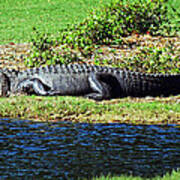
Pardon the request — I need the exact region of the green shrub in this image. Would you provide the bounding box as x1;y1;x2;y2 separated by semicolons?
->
116;44;180;74
25;28;82;67
58;0;176;54
26;0;178;68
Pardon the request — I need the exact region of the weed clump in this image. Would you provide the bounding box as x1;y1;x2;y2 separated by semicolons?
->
57;0;177;54
116;44;180;74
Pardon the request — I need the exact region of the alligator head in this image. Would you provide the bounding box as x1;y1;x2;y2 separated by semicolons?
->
0;72;10;97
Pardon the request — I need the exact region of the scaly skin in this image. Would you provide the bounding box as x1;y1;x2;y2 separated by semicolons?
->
0;64;180;100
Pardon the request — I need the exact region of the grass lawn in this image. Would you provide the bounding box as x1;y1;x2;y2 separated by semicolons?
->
0;95;179;124
0;0;111;44
0;0;179;44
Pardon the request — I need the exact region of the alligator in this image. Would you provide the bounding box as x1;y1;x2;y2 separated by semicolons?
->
0;64;180;100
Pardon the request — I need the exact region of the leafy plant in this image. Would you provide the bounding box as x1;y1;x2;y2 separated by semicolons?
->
25;28;82;67
25;28;59;67
58;0;177;55
116;43;180;74
26;0;179;68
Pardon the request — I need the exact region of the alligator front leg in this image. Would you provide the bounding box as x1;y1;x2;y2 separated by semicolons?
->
85;73;113;100
16;78;51;95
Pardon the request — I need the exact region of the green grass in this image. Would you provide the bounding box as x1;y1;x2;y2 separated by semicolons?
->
0;0;111;44
92;170;180;180
0;0;179;44
0;95;179;124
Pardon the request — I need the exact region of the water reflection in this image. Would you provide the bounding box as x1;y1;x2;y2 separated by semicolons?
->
0;118;179;179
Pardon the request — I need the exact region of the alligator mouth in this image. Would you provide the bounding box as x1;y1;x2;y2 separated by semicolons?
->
0;72;10;97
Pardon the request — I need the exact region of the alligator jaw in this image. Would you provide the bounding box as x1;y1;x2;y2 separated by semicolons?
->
0;72;10;97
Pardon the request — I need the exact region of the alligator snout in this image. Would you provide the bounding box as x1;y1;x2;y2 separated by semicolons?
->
0;72;10;97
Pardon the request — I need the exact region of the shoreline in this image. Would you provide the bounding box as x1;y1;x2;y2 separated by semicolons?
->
0;95;179;125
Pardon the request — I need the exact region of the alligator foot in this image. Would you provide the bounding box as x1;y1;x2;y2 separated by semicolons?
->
84;73;113;100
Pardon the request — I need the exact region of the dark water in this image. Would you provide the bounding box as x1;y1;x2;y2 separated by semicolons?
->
0;118;180;179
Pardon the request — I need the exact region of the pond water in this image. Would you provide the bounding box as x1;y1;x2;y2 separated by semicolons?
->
0;118;179;179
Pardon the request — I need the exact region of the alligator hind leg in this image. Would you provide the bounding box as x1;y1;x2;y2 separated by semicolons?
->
17;78;51;95
85;73;112;100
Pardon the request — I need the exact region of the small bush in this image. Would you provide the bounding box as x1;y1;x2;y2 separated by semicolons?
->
58;0;176;54
26;0;179;69
116;43;180;74
25;28;82;67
